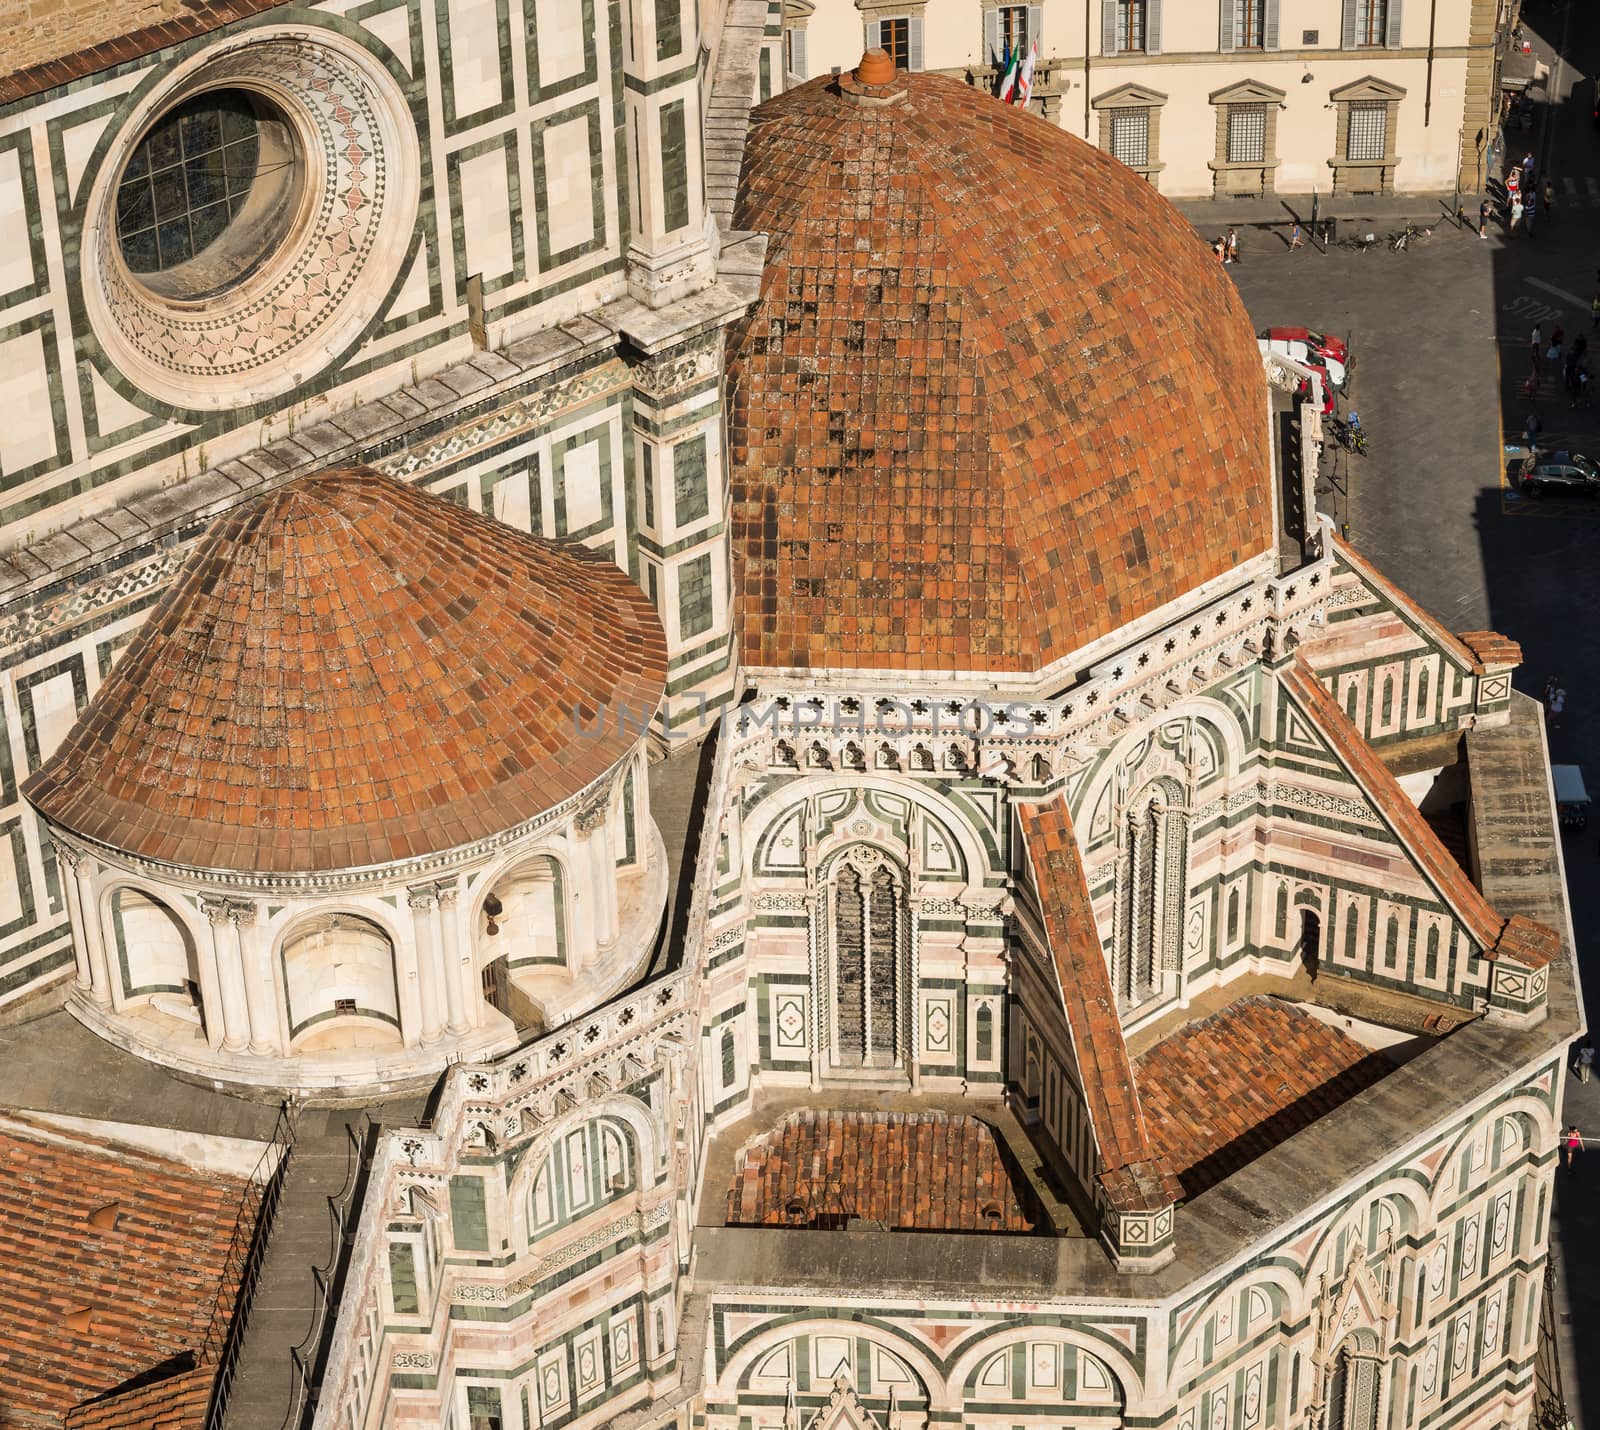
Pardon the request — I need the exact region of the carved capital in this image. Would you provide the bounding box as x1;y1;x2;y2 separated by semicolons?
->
51;840;86;874
201;895;233;928
225;899;256;928
574;794;609;835
434;881;460;909
407;884;437;912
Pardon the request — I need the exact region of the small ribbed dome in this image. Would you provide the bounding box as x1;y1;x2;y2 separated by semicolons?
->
24;469;666;873
728;67;1275;675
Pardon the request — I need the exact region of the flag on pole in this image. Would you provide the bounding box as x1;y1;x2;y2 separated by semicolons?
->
1015;42;1036;105
996;44;1020;102
992;40;1012;99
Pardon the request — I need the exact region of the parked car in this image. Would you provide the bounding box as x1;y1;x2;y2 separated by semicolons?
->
1554;765;1590;831
1514;448;1600;497
1260;327;1351;390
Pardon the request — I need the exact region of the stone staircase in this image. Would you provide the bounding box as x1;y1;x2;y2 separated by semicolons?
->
221;1106;392;1430
703;0;775;231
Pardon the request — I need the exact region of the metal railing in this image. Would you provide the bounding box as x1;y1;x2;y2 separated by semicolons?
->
280;1113;375;1430
202;1101;298;1430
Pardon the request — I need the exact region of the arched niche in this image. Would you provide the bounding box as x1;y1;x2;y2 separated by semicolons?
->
480;852;568;969
107;887;203;1023
279;912;402;1052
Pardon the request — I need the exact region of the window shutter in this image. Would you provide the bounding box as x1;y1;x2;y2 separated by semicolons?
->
1341;0;1357;48
984;6;1001;64
1147;0;1162;54
864;17;880;51
1101;0;1118;56
1219;0;1235;51
792;27;807;78
1027;3;1042;54
909;15;924;69
1264;0;1280;49
1385;0;1403;48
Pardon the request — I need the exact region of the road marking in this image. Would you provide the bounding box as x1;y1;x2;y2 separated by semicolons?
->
1528;277;1589;312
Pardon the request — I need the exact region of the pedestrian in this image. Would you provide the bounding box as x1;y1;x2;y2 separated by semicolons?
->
1574;1038;1595;1084
1523;151;1536;184
1531;322;1542;360
1549;686;1567;725
1526;193;1538;237
1225;227;1240;264
1565;1125;1582;1169
1289;220;1304;251
1544;178;1555;223
1524;410;1542;447
1479;198;1491;237
1591;291;1600;329
1542;675;1559;708
1550;326;1564;364
1511;196;1524;233
1213;236;1226;263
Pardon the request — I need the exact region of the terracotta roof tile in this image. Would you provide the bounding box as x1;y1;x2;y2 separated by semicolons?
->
1134;996;1388;1199
0;0;291;106
1016;799;1179;1212
1279;658;1505;949
23;469;666;874
63;1365;213;1430
1494;914;1561;970
0;1114;256;1428
727;71;1273;676
724;1110;1037;1231
1457;630;1525;673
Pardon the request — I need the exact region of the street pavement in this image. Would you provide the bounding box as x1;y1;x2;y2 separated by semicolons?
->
1218;1;1599;1415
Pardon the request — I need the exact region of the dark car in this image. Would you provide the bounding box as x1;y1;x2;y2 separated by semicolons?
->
1516;449;1600;497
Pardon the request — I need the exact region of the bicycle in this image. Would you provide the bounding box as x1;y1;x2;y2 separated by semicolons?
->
1327;414;1369;457
1340;232;1378;254
1391;223;1432;251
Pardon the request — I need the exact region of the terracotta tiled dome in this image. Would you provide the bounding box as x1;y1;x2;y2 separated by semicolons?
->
24;470;667;873
728;63;1275;675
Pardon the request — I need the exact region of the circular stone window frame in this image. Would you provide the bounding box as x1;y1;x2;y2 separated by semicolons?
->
81;28;420;412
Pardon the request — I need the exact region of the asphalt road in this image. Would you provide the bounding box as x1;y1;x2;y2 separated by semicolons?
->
1224;1;1599;1414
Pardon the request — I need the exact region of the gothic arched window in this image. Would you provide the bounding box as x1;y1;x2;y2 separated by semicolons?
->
827;850;906;1069
1327;1337;1382;1430
1114;781;1188;1006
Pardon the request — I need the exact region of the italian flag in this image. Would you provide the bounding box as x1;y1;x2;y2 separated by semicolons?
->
995;44;1019;102
1015;42;1036;104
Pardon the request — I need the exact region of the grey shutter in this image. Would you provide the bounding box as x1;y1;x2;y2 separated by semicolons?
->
984;6;1001;64
791;27;807;78
1101;0;1118;55
1219;0;1235;51
909;15;924;69
1384;0;1403;48
1264;0;1280;49
1147;0;1162;54
1027;3;1042;54
865;17;881;50
1341;0;1357;48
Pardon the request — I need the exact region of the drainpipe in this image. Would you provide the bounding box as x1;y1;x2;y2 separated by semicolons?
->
1084;0;1092;138
1425;0;1438;125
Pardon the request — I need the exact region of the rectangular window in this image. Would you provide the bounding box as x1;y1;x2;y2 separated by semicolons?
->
1110;109;1150;168
785;27;807;79
1226;104;1266;164
1117;0;1146;52
880;16;911;69
999;4;1029;53
1234;0;1265;47
1355;0;1388;45
1346;101;1387;160
467;1385;504;1430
